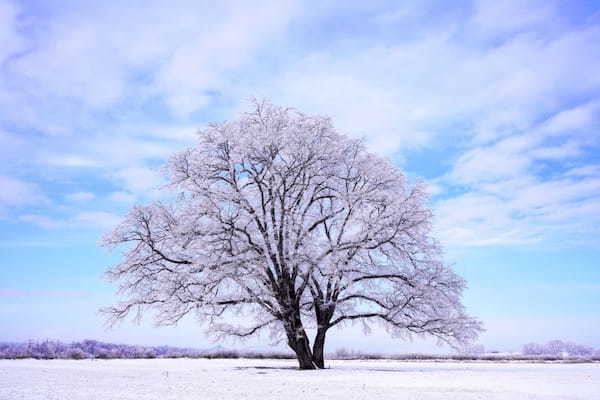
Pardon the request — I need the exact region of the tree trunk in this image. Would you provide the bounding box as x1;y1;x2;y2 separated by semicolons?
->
293;337;316;370
287;331;316;369
312;328;327;369
285;314;317;370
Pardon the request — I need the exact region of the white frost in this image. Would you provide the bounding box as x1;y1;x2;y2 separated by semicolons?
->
1;358;598;400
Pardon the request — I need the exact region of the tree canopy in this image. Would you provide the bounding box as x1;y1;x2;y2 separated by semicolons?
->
102;101;481;369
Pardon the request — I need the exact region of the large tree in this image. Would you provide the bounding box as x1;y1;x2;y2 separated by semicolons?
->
102;101;481;369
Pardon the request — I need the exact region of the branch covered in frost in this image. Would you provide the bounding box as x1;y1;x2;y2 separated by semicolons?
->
101;100;482;364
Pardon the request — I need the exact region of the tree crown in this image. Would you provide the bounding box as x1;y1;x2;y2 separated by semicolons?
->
102;101;481;367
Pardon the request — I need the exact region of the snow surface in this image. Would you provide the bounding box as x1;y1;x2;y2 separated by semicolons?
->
1;358;598;399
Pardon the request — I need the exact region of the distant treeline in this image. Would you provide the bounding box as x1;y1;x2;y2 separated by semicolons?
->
0;340;298;360
0;340;206;359
331;341;600;362
521;340;598;358
0;339;598;361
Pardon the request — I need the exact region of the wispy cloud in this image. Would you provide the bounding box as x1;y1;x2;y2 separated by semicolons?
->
0;0;598;250
0;175;48;214
65;192;95;203
435;100;600;247
0;288;91;299
19;211;122;231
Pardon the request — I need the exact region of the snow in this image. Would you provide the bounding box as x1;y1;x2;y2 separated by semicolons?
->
1;358;598;399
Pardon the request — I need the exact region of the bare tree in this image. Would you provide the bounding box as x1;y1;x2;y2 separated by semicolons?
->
101;101;482;369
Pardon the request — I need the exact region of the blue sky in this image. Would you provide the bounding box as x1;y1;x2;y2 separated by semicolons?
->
1;0;599;353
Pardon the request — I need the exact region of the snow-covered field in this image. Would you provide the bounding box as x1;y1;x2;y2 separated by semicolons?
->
1;358;598;400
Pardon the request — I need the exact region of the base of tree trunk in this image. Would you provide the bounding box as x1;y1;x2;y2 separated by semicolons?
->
312;329;327;369
294;345;317;370
289;333;318;370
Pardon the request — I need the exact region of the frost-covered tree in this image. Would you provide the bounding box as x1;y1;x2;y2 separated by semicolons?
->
102;101;482;369
522;340;595;358
522;342;545;356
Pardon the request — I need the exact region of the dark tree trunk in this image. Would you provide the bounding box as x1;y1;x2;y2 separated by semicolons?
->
285;313;316;370
289;334;316;370
312;328;327;369
311;300;332;369
286;328;316;369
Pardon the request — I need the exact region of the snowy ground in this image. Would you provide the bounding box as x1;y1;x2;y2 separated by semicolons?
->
1;358;598;400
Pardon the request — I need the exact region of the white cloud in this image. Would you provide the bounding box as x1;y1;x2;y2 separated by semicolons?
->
72;211;121;230
425;181;444;197
450;147;530;185
527;140;582;160
448;131;587;187
141;124;199;141
151;1;298;116
42;155;98;168
566;165;600;177
114;166;162;195
0;175;47;209
542;101;600;136
1;0;599;251
19;214;63;229
37;133;191;172
509;177;600;210
19;211;121;230
108;191;136;204
434;193;543;246
252;11;600;156
0;0;300;136
65;192;95;203
436;102;600;247
470;0;559;39
89;137;175;164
